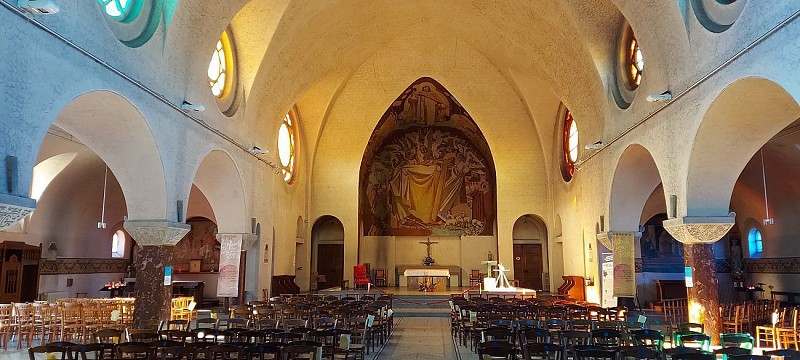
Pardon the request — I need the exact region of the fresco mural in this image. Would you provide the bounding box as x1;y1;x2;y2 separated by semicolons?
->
360;77;495;236
640;213;684;273
173;217;220;272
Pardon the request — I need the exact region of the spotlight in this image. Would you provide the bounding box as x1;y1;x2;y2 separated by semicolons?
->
249;146;268;155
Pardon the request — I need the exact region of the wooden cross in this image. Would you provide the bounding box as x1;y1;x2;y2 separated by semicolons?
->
419;238;439;257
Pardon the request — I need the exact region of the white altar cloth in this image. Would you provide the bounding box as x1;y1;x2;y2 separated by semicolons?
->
403;269;451;277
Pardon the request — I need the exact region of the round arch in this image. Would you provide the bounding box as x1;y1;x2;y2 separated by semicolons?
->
609;144;664;232
310;215;345;291
190;149;247;234
686;77;800;217
512;214;549;291
47;90;167;220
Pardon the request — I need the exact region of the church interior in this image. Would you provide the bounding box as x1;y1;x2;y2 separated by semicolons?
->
3;0;800;358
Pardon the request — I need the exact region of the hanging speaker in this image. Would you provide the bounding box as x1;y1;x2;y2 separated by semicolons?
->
5;155;17;194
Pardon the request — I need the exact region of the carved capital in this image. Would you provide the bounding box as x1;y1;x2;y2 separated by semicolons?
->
595;231;641;250
0;194;36;231
663;216;735;244
124;220;190;246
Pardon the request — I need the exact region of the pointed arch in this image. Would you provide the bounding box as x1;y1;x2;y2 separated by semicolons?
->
358;77;496;237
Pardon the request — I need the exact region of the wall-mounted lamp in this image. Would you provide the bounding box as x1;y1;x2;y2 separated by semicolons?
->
646;91;672;103
249;146;268;155
584;141;603;151
180;101;205;112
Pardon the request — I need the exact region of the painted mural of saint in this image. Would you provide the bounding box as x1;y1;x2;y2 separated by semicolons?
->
400;82;451;125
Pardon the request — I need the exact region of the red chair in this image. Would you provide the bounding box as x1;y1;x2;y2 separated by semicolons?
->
354;264;370;289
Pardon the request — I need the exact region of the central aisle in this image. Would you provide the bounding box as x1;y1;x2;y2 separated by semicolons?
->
375;317;461;360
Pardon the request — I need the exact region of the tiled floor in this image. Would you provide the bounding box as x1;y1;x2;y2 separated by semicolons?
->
374;317;464;360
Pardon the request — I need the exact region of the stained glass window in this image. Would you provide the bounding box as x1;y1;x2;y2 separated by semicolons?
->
111;230;125;258
562;110;578;181
98;0;137;22
748;228;763;256
278;112;296;183
209;31;233;99
628;33;644;89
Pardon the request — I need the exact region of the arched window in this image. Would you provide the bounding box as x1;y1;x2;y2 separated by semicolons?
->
278;112;297;183
627;32;644;89
98;0;138;22
561;110;578;182
208;31;234;99
111;230;126;258
748;228;763;257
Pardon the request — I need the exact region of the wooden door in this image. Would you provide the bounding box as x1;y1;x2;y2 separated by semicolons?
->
513;244;543;290
316;244;344;290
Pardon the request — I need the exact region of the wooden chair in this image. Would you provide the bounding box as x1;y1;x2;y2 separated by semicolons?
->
205;344;244;360
470;270;482;288
60;303;84;343
373;268;387;287
630;329;664;351
29;345;69;360
116;342;155;359
0;303;16;350
246;343;283;360
158;345;194;360
575;348;616;360
16;302;37;349
68;343;115;360
521;342;562;360
283;345;321;360
94;328;123;344
778;307;800;350
756;307;783;348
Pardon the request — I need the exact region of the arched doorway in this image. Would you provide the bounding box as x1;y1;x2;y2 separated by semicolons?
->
512;215;547;291
312;216;344;290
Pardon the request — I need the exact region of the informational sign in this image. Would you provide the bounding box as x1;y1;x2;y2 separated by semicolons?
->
164;265;172;286
216;234;243;297
612;232;636;297
601;253;617;308
685;266;694;288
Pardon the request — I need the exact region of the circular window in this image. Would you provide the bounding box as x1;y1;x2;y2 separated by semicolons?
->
627;33;644;90
98;0;138;22
692;0;746;33
278;112;297;183
561;110;578;182
209;31;233;99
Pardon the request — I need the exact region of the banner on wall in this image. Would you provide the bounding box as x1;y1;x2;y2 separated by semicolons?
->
601;253;617;308
612;232;636;297
216;234;243;297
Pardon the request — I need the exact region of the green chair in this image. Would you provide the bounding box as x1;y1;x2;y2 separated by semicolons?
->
679;333;711;352
720;333;754;350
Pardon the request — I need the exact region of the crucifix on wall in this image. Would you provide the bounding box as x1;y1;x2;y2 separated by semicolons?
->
420;238;438;266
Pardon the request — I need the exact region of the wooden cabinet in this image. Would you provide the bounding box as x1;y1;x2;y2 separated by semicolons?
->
0;241;41;303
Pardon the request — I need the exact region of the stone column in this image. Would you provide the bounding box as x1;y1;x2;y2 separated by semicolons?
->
124;220;190;327
0;194;35;230
663;216;734;345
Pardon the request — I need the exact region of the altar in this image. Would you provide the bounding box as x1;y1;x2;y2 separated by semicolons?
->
403;268;450;292
396;265;460;290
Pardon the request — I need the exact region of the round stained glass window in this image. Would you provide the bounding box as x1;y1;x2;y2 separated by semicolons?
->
209;31;233;99
98;0;137;22
628;34;644;89
277;113;296;183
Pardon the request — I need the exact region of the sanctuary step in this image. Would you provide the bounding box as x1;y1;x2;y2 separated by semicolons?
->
392;294;452;318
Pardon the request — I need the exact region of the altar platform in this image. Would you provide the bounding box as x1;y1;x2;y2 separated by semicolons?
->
317;285;541;299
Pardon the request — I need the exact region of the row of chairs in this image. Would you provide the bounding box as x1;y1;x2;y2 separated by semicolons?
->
0;299;135;350
29;340;343;360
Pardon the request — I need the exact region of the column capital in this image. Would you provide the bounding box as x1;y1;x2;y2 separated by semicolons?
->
596;231;641;250
663;216;735;244
0;194;36;231
124;220;190;246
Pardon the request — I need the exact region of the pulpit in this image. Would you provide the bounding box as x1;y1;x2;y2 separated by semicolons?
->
0;241;41;303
